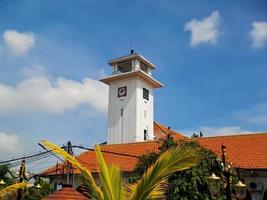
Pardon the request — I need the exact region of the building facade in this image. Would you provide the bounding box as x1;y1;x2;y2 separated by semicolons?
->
100;52;163;144
42;53;267;200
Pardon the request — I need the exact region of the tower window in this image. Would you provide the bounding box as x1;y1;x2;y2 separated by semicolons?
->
144;111;146;118
140;61;149;74
144;130;147;141
120;109;123;116
117;61;132;73
143;88;149;100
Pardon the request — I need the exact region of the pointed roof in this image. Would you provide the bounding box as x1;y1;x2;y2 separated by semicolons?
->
43;185;87;200
154;121;186;140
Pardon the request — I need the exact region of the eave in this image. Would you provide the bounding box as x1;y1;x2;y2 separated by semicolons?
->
99;70;164;88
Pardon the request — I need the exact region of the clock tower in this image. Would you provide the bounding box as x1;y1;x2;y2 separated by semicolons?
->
100;51;163;144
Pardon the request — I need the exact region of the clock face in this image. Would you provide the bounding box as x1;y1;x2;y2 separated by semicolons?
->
118;86;127;97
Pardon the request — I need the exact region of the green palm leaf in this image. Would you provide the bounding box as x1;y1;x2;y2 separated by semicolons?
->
0;182;28;199
41;141;124;200
128;144;201;200
41;140;201;200
95;145;124;200
41;140;103;200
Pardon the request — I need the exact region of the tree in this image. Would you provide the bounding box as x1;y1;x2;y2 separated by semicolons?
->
41;140;202;200
0;164;52;200
134;135;238;200
22;179;52;200
0;165;15;186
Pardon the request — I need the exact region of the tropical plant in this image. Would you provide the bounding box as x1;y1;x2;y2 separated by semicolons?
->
0;165;15;186
133;135;238;200
23;179;52;200
41;140;202;200
0;182;28;200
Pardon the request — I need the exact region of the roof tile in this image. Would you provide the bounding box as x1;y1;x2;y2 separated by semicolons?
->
42;130;267;176
43;186;87;200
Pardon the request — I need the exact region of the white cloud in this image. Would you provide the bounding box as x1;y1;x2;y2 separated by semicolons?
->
185;11;222;47
0;132;19;153
3;30;35;55
0;75;108;114
198;126;251;136
250;21;267;49
182;126;252;137
20;63;50;79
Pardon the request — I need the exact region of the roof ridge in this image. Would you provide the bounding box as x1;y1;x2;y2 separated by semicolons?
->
154;121;169;135
198;132;267;139
100;140;159;147
154;121;186;138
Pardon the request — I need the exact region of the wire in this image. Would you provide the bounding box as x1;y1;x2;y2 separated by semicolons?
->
0;150;51;164
72;145;139;158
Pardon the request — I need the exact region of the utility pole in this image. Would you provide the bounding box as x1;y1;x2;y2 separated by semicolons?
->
222;144;232;200
66;141;73;185
17;159;26;200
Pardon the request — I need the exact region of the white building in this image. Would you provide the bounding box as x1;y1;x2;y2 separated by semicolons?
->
42;52;267;200
100;51;163;144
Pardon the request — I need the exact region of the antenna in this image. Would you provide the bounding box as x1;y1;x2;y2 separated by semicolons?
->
130;39;134;54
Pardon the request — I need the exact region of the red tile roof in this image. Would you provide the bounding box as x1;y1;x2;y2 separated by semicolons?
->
154;122;186;140
42;185;87;200
42;123;184;175
42;131;267;176
197;133;267;169
42;141;160;175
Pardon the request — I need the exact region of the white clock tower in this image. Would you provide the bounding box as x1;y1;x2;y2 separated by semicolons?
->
100;51;163;144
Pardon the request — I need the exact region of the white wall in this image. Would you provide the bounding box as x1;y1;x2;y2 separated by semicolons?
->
244;176;267;200
136;78;154;142
107;76;154;144
240;170;267;200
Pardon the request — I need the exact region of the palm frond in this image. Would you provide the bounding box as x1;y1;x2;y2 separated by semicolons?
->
0;182;28;199
41;140;103;200
128;144;202;200
95;145;124;200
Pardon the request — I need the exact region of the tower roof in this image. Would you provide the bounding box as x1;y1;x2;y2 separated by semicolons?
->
100;70;164;88
107;53;156;69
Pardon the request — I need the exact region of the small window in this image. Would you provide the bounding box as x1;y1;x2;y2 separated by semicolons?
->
143;88;149;100
144;130;147;141
144;111;146;118
120;109;123;116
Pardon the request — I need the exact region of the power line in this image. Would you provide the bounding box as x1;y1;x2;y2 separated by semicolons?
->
0;142;140;171
72;145;139;158
0;150;51;164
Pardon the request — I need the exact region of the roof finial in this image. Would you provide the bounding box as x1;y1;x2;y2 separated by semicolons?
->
130;39;134;54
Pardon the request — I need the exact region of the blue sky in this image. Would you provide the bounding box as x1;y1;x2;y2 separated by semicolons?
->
0;0;267;161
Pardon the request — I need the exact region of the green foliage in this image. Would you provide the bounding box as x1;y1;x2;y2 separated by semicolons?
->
160;134;177;151
166;142;220;200
134;135;238;200
0;164;52;200
23;179;52;200
0;165;15;185
128;143;201;200
41;140;201;200
134;152;159;175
